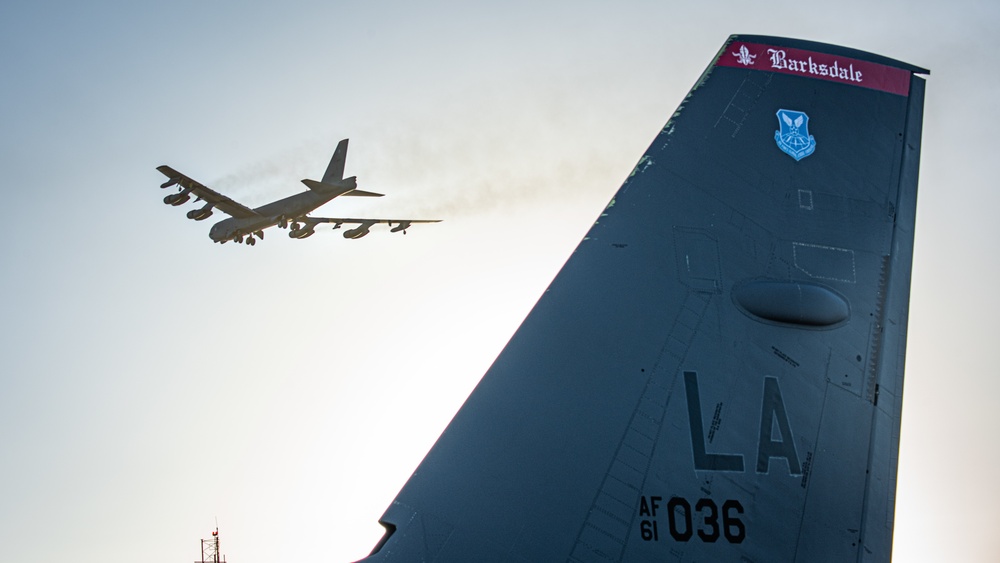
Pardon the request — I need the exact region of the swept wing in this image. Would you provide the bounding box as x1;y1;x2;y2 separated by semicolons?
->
305;216;441;238
156;165;259;219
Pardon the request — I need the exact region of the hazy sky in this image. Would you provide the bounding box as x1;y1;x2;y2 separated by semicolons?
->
1;1;998;561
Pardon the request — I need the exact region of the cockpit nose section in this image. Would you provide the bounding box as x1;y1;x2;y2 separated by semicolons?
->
209;222;229;241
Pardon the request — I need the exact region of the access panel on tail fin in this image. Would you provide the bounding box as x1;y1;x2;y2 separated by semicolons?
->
358;35;927;562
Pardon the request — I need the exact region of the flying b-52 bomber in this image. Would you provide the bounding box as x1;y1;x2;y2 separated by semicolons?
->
156;139;439;245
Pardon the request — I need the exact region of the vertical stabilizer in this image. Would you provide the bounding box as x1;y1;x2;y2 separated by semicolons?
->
322;138;349;183
359;36;927;562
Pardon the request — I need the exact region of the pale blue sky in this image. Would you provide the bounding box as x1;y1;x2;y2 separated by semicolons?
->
1;1;998;561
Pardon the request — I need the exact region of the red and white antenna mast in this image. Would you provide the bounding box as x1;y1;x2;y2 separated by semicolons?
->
195;525;226;563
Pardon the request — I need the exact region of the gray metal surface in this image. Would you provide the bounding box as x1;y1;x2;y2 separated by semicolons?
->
360;35;926;562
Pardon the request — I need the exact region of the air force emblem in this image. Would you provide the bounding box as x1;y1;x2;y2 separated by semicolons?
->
774;109;816;161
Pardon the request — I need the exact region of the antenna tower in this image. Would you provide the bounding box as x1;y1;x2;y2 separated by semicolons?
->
195;527;226;563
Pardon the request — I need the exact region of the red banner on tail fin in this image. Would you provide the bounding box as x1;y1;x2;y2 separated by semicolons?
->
718;41;911;96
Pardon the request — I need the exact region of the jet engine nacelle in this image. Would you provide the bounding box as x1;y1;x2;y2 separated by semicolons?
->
186;207;214;221
160;178;179;189
289;227;315;239
343;225;371;239
390;221;411;233
164;192;191;206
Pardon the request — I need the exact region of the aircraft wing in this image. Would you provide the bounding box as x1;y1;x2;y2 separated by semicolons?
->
156;165;259;219
358;35;927;562
306;217;441;225
305;216;441;237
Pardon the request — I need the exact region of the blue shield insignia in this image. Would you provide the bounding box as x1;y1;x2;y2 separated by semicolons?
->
774;109;816;161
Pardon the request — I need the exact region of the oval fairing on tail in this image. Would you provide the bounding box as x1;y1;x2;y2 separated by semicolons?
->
732;279;850;327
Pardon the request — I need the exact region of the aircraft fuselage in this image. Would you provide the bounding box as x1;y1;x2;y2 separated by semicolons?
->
208;178;357;242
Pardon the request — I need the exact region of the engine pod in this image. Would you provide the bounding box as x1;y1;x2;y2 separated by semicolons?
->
732;279;850;328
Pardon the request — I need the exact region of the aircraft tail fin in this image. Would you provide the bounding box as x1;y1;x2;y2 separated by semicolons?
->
322;138;349;183
356;35;927;563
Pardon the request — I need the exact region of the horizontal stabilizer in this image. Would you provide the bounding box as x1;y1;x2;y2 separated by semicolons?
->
343;189;384;198
300;178;383;197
